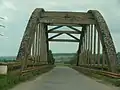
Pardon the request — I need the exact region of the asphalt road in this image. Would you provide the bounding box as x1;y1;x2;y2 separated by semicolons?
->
10;66;119;90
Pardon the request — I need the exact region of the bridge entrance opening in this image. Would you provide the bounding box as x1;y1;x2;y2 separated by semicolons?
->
48;26;80;64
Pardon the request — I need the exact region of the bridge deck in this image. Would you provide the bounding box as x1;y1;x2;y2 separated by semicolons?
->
10;66;118;90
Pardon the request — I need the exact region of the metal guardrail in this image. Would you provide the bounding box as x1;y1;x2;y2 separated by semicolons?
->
73;66;120;79
21;65;48;73
101;71;120;78
0;62;52;75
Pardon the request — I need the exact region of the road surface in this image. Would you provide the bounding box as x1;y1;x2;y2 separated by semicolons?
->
10;66;119;90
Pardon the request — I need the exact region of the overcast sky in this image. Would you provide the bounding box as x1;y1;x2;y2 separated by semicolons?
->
0;0;120;56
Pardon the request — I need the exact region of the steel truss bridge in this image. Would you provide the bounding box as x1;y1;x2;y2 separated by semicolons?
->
16;8;117;75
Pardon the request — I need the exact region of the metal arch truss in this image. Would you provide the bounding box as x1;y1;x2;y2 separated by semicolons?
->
16;8;117;72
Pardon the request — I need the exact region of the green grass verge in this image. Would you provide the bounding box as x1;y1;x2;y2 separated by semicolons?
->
0;65;55;90
71;66;120;87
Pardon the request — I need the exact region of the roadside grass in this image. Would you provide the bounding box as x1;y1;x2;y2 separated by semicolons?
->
71;66;120;87
0;65;55;90
0;73;22;90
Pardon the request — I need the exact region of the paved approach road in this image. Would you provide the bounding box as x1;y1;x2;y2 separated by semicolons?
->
11;66;119;90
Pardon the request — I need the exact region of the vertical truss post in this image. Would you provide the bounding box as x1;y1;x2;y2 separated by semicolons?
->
85;28;87;65
90;25;93;66
39;23;48;64
35;27;38;63
32;34;36;65
93;25;96;66
97;31;100;66
37;24;40;63
37;24;40;62
88;25;90;66
82;34;85;65
76;26;85;66
45;25;49;64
